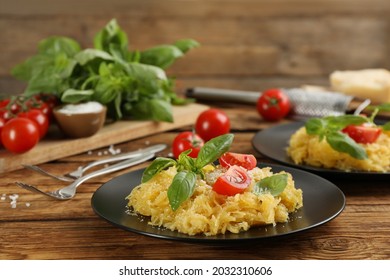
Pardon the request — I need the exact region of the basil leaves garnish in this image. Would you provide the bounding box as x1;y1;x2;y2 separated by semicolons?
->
141;133;234;211
253;174;288;196
305;115;369;159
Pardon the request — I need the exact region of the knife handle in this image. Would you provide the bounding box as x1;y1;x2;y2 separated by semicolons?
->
186;87;260;104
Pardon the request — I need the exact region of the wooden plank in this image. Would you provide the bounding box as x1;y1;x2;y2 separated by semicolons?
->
0;103;209;173
1;0;389;17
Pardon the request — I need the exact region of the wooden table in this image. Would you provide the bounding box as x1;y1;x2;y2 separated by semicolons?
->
1;103;389;260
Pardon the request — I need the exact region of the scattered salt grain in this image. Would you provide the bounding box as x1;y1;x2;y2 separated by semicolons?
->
1;196;5;201
97;152;103;156
25;203;31;207
144;141;150;145
87;150;93;155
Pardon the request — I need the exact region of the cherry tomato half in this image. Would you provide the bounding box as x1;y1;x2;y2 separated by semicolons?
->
256;89;291;121
342;124;382;144
195;108;230;142
18;109;49;139
1;118;40;153
212;165;251;196
172;131;204;159
219;152;257;170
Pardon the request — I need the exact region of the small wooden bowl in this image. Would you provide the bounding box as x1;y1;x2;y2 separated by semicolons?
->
53;103;107;138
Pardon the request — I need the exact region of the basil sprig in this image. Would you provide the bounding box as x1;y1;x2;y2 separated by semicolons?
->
253;174;288;196
305;115;369;160
141;134;234;211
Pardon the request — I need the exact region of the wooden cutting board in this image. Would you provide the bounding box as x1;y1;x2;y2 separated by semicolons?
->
0;103;209;173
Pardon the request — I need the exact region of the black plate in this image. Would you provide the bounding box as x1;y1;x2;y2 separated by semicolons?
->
252;122;390;178
91;163;345;243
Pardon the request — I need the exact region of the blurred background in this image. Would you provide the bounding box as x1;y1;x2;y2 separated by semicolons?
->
1;0;389;96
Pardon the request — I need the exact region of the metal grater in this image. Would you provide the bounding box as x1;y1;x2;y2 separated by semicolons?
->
186;87;354;117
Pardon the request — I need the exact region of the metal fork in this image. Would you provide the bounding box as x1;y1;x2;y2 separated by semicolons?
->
22;144;167;182
15;152;155;200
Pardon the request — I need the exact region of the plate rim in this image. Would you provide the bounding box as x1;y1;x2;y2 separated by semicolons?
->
91;163;346;243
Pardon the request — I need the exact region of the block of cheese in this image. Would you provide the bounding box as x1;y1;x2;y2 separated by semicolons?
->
330;69;390;103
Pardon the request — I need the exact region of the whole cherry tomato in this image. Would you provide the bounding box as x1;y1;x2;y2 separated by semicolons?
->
1;118;40;153
219;152;257;170
256;89;291;121
212;165;251;196
172;131;204;158
0;117;5;146
342;124;382;144
18;109;49;139
195;108;230;141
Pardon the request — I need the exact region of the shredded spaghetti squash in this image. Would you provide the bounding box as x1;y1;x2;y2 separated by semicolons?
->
126;166;303;236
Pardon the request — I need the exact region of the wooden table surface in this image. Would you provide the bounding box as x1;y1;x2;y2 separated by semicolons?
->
1;103;389;260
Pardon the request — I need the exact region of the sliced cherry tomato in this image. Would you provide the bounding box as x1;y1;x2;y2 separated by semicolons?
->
1;118;40;153
172;131;204;158
195;108;230;141
256;89;291;121
212;165;251;196
219;152;257;170
342;123;382;144
18;109;49;139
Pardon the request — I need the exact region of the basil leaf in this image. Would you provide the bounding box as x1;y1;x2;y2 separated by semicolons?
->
61;89;94;103
140;45;184;69
383;121;390;131
141;157;176;183
93;19;128;56
167;171;197;211
74;49;114;65
174;39;200;53
305;118;327;136
325;115;367;130
195;134;234;169
326;131;368;160
253;174;288;196
177;151;196;172
38;36;81;56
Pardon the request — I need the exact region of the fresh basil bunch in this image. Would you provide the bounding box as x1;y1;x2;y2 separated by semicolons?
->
142;134;234;211
12;19;199;122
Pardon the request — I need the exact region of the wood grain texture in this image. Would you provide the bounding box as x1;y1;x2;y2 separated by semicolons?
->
1;114;390;260
0;0;389;95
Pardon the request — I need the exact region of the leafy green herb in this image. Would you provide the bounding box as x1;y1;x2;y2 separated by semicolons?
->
305;115;368;159
141;134;234;211
167;171;197;211
253;174;288;196
12;19;199;122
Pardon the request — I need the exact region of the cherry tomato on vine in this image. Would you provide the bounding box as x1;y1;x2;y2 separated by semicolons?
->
342;124;382;144
256;89;291;121
172;131;204;159
195;108;230;141
0;117;5;146
1;118;40;153
219;152;257;170
212;165;251;196
18;109;49;139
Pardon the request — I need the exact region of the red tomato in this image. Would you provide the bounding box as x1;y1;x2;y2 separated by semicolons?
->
18;109;49;139
172;131;204;158
195;108;230;141
342;124;382;144
1;118;40;153
0;117;5;146
256;89;291;121
212;165;252;196
219;152;257;170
